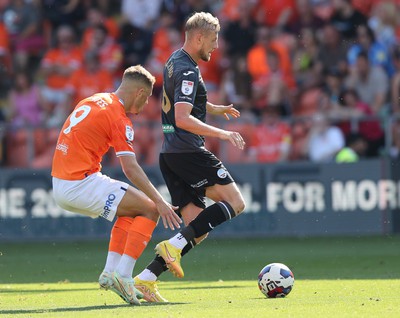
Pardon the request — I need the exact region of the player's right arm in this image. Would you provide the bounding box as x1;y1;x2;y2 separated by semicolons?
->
119;155;181;230
172;66;245;150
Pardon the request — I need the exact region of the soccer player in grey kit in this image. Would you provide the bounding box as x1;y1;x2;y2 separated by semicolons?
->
134;12;246;302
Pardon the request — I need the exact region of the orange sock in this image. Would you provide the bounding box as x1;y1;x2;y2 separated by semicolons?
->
109;217;134;254
123;216;157;259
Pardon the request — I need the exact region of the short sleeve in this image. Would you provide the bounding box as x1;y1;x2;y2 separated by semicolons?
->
111;118;135;157
174;68;199;106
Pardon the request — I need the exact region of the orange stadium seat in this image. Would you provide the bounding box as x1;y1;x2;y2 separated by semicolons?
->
31;128;59;168
6;128;39;167
6;128;60;168
5;129;30;167
220;122;254;163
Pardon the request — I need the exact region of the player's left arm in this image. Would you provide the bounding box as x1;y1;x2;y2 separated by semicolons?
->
119;155;167;205
175;103;245;149
206;101;241;120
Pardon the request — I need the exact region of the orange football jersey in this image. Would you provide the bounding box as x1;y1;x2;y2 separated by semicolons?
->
67;68;114;106
52;93;135;180
41;47;83;89
250;122;291;163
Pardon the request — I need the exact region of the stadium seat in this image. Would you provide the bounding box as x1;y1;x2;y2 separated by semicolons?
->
5;129;30;167
31;128;60;168
220;122;254;163
289;119;311;161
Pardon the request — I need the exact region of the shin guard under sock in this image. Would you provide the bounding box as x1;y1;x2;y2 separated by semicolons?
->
183;201;236;240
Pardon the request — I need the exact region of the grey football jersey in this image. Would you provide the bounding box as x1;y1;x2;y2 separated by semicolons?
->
161;49;208;153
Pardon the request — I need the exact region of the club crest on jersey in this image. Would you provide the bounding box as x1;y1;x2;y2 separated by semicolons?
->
217;168;227;179
181;80;194;95
125;126;134;141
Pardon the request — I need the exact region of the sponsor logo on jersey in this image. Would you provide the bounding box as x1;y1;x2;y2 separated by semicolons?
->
178;95;192;101
217;168;227;179
183;71;194;76
101;193;116;219
56;142;69;154
181;80;194;95
162;124;175;133
125;125;134;141
191;179;208;188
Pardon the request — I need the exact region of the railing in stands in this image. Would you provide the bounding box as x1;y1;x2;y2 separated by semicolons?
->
0;113;397;168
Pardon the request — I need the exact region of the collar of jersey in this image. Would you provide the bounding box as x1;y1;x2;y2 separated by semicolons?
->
181;48;197;66
111;92;125;107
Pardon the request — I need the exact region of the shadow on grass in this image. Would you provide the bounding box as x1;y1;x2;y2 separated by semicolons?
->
163;284;244;291
0;302;187;315
0;284;241;294
0;287;95;293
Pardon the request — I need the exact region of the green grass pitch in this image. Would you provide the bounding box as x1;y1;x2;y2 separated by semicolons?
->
1;236;399;318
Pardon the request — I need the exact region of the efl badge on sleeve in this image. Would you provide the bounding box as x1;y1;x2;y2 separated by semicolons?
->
181;80;194;95
125;125;134;141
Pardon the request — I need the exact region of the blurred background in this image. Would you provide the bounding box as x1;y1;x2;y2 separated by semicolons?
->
1;0;400;241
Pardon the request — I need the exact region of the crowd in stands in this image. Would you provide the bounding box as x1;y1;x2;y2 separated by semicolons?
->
1;0;400;168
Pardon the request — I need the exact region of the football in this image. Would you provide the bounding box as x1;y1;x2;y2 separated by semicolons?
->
258;263;294;298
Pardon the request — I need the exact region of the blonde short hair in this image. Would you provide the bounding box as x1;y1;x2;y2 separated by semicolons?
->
185;12;220;33
123;65;156;87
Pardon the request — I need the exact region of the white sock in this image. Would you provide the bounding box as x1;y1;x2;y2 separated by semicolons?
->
168;233;187;249
115;254;136;278
103;251;121;273
137;269;157;282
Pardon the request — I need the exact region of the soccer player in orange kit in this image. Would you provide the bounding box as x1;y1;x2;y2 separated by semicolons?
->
51;65;182;305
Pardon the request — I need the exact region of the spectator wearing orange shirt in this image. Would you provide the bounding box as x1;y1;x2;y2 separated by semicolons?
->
150;12;177;62
198;41;224;93
65;50;114;108
218;0;258;23
247;26;296;93
252;48;291;115
0;21;11;91
248;27;296;115
145;12;183;96
40;25;82;127
254;0;297;28
84;24;123;87
81;6;120;49
248;106;291;163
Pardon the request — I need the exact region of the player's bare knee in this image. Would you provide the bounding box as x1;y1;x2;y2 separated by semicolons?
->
134;208;159;222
